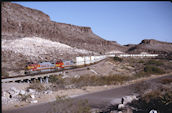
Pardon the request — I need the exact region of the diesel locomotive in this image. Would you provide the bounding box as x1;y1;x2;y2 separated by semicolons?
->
25;60;75;75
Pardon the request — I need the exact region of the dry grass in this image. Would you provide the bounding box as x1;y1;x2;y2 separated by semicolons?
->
129;88;172;113
27;81;46;92
144;65;165;74
48;74;131;89
69;74;131;88
160;78;172;84
146;59;164;66
47;96;91;113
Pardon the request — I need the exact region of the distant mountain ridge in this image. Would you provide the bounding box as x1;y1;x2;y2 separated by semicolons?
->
126;39;172;54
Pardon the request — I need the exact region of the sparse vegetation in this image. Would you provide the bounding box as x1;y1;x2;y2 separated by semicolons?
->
14;105;19;107
49;74;131;89
129;88;172;113
20;94;30;101
27;81;46;92
138;59;145;64
49;75;65;90
160;78;172;84
146;59;163;66
47;96;91;113
132;81;151;94
70;74;131;88
2;69;9;77
113;56;123;62
133;71;150;78
144;65;165;74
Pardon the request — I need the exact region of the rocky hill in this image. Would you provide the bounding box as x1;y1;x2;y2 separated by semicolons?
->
1;2;127;75
126;39;172;54
1;2;126;53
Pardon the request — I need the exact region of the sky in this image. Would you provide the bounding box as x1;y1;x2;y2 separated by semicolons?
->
12;1;172;45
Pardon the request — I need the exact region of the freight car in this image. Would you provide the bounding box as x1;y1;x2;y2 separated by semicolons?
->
25;60;75;75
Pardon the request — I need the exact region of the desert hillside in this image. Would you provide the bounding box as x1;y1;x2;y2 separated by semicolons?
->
126;39;172;54
1;2;126;53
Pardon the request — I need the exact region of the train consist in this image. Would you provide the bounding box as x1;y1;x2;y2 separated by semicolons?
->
25;55;114;75
25;60;75;75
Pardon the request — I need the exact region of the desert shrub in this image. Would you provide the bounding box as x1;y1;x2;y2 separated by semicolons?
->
27;82;46;92
113;56;123;62
146;59;163;66
132;81;151;94
133;71;150;78
49;75;65;90
20;94;30;101
165;52;172;60
144;65;165;74
2;69;9;77
71;75;131;88
138;60;145;64
49;75;64;84
14;105;19;107
47;96;91;113
102;74;131;84
129;88;172;113
160;78;172;84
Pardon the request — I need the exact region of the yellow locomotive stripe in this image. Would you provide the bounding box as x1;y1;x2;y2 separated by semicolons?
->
28;67;58;71
27;64;74;71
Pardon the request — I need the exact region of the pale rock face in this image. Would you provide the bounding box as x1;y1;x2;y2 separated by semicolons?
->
2;37;95;57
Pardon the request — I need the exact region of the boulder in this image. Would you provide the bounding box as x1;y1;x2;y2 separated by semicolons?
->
28;89;36;94
2;91;10;98
11;87;20;93
8;87;20;97
30;100;38;104
30;94;35;99
110;110;118;113
2;96;9;104
19;90;26;95
90;108;101;113
44;90;52;94
118;104;125;110
122;95;138;105
149;110;157;113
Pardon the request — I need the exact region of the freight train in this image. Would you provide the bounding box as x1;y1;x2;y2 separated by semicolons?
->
25;55;109;75
25;60;75;75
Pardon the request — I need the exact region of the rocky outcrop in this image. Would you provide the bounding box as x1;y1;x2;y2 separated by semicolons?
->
2;86;53;105
126;39;172;54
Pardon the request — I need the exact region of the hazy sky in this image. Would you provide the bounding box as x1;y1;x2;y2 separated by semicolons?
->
13;1;172;45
